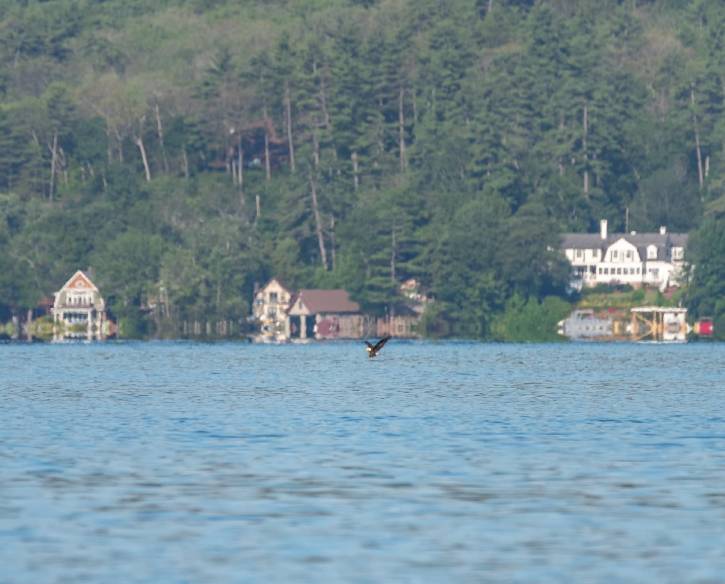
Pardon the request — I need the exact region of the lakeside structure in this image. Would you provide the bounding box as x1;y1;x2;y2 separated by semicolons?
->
51;270;110;341
558;306;691;342
562;219;688;291
252;278;426;342
287;289;364;340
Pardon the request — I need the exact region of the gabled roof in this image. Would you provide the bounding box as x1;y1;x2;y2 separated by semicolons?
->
256;277;294;300
59;270;99;292
261;277;293;292
289;289;360;314
561;232;689;261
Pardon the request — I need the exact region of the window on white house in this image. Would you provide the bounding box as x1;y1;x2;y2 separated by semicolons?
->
647;245;657;260
672;247;683;260
612;250;618;260
269;292;278;303
623;268;629;275
626;250;632;259
576;249;583;258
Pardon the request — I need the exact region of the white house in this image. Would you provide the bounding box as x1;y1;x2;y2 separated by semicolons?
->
562;220;688;290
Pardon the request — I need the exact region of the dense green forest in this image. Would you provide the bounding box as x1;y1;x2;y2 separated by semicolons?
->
0;0;723;339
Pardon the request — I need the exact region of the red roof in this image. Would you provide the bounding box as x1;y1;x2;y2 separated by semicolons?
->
292;289;360;314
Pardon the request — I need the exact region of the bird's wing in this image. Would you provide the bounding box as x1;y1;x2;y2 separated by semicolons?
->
373;335;391;352
364;341;374;349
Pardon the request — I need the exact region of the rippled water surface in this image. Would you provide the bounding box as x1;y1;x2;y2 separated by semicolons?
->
2;341;725;583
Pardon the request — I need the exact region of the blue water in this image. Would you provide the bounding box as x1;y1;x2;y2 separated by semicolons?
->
1;341;725;583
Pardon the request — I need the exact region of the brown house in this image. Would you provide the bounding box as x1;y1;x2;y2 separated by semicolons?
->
287;289;363;340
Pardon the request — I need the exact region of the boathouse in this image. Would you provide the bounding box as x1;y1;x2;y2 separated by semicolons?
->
287;289;363;340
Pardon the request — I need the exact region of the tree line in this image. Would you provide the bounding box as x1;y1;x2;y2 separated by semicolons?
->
0;0;723;339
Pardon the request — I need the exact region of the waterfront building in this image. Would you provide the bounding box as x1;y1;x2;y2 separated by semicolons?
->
557;309;616;340
562;219;688;291
287;289;363;340
51;271;108;341
630;306;689;342
558;306;690;342
252;278;294;342
375;305;421;338
252;278;426;342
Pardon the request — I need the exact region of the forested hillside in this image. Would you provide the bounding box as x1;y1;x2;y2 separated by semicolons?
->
1;0;724;338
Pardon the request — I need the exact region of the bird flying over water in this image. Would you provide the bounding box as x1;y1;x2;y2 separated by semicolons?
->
365;335;391;358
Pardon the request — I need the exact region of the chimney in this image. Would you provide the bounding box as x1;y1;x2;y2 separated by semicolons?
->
659;225;667;235
600;219;608;240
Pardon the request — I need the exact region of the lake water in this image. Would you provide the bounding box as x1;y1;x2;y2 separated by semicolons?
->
2;341;725;583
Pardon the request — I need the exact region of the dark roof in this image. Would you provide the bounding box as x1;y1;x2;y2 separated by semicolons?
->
561;232;688;260
292;289;360;314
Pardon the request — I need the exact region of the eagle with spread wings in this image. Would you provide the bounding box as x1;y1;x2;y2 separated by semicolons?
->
364;335;391;358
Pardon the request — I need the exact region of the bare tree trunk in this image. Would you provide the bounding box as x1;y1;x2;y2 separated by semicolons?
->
582;102;589;199
59;146;68;186
284;81;296;173
26;308;33;341
319;69;332;131
135;136;152;182
263;106;272;181
487;0;494;15
558;114;565;176
313;132;320;169
113;126;125;163
391;224;397;283
412;91;418;125
398;86;407;172
49;131;58;201
690;85;704;194
238;146;245;209
182;146;190;179
352;151;359;191
309;175;328;270
106;124;113;164
154;102;169;173
255;194;261;222
330;215;337;271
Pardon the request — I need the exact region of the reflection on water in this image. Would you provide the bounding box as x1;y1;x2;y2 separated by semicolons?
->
2;341;725;583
